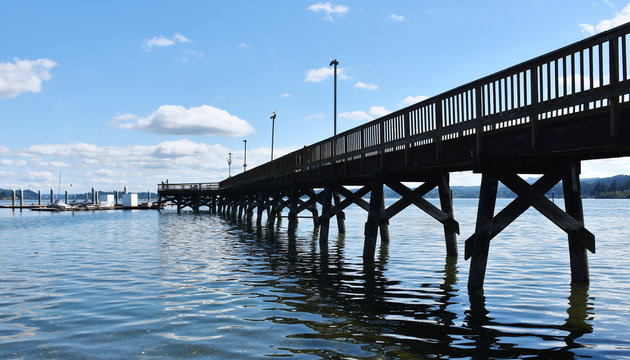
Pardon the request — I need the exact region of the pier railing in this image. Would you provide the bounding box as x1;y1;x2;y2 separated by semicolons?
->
158;182;220;191
218;23;630;189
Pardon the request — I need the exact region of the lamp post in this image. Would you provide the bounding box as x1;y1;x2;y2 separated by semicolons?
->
243;140;247;172
329;59;339;136
227;152;232;177
270;111;277;161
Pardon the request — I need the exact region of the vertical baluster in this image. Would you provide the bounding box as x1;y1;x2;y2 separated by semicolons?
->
563;56;567;100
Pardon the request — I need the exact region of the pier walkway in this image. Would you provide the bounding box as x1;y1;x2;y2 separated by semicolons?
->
158;23;630;291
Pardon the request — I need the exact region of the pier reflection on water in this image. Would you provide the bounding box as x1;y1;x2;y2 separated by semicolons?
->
155;207;597;358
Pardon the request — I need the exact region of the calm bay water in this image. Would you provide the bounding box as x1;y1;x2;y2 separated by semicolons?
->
1;198;629;359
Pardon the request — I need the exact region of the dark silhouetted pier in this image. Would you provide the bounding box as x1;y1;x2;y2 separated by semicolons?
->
158;23;630;292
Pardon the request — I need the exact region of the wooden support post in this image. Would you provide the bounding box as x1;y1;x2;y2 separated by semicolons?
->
364;177;384;261
438;172;458;257
246;196;254;221
333;191;346;234
256;194;264;227
193;194;200;213
238;199;244;219
319;187;333;249
468;173;498;291
268;194;278;228
563;162;589;283
177;193;183;213
309;201;319;229
288;190;299;232
379;193;390;243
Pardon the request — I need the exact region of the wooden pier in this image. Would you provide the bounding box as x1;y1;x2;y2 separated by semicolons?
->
159;23;630;292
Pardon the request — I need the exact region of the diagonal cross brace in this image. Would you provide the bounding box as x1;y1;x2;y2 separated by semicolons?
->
464;173;562;259
496;169;595;254
381;179;437;220
384;177;460;234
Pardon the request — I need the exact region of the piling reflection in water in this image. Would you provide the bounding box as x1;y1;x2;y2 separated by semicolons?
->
182;210;597;358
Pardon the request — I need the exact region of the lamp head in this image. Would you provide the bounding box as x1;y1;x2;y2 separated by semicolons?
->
329;59;339;66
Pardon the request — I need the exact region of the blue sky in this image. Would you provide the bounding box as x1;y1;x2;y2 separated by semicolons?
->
1;0;630;192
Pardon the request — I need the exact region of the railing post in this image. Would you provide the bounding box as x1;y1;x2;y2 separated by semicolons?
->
475;86;484;156
609;36;620;138
530;65;539;149
379;120;385;167
435;101;443;161
404;111;410;166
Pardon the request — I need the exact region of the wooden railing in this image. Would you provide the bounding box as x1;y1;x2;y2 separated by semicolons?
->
218;23;630;189
158;182;220;191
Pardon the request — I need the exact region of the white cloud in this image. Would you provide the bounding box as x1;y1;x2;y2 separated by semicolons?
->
300;112;324;122
0;58;57;99
110;113;138;129
280;93;293;98
114;104;255;137
304;66;349;82
0;139;300;190
238;42;250;49
399;94;429;106
173;33;191;43
580;3;630;35
369;106;389;117
355;81;378;90
340;106;389;122
340;110;372;121
1;159;26;166
308;2;349;21
143;33;192;51
388;14;404;22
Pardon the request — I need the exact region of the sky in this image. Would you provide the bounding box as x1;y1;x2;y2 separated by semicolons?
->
2;0;630;193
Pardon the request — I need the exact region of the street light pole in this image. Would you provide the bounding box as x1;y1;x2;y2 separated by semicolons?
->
270;111;277;161
329;59;339;136
243;140;247;172
227;152;232;177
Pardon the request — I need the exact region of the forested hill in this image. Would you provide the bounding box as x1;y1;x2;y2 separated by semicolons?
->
382;175;630;199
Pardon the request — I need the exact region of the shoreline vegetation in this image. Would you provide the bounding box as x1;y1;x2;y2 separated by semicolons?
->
2;175;630;201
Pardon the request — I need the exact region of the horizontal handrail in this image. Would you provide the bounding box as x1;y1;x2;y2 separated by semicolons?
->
219;22;630;189
158;182;220;191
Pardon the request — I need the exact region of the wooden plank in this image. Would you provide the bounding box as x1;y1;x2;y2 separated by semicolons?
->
496;168;595;253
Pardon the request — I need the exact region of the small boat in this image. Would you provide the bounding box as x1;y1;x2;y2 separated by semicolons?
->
47;199;73;210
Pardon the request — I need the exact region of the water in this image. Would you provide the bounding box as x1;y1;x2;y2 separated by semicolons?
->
0;199;629;359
